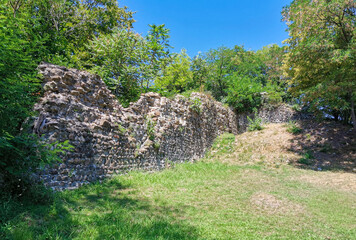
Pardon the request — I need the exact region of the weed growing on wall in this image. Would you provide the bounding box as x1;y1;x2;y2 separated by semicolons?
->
116;123;127;135
189;98;202;114
145;117;156;141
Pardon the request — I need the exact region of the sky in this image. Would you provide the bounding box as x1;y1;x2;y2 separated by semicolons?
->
120;0;292;56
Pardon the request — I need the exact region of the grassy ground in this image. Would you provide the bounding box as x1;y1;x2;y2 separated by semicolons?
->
1;123;355;240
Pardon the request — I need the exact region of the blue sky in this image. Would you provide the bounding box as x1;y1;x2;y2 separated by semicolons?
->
120;0;292;56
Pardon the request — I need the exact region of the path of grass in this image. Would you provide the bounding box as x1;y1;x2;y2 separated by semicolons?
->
1;125;355;239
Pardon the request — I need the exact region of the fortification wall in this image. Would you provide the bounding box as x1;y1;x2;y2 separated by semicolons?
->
33;63;238;190
236;105;310;133
33;63;306;190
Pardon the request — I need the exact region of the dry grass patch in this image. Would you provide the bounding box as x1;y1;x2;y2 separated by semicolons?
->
296;172;356;193
228;123;299;167
250;192;305;215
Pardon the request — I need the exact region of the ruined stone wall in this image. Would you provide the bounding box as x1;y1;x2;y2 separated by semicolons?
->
236;105;311;133
33;63;306;190
34;63;238;190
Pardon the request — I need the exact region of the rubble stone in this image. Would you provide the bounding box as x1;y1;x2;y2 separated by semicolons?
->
33;63;306;191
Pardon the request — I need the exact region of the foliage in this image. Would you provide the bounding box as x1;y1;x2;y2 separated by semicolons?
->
291;104;302;112
84;29;146;106
188;45;284;113
282;0;356;129
189;97;202;114
0;0;133;199
83;25;172;106
180;89;200;99
247;111;264;131
204;46;238;101
257;45;287;85
0;133;73;197
143;24;172;89
0;0;135;132
298;150;314;165
286;120;302;134
224;75;262;112
189;53;209;90
156;49;192;95
145;117;156;141
0;2;43;135
116;123;127;135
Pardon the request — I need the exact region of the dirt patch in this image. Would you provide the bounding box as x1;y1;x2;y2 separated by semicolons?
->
250;192;304;215
296;172;356;193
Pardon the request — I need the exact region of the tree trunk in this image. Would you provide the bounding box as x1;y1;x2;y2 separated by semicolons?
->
351;94;356;132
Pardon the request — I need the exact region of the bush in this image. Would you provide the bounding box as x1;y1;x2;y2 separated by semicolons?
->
286;120;302;134
247;111;264;131
0;133;73;198
298;151;314;165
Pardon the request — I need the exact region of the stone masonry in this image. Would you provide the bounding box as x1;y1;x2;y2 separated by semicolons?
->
33;63;306;190
33;63;238;190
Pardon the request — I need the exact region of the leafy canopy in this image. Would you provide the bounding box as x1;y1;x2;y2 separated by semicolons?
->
282;0;356;127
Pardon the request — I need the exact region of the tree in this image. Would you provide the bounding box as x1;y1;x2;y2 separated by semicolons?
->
224;46;283;112
257;44;290;101
83;25;172;106
257;44;287;86
0;1;43;135
189;53;209;90
204;46;237;100
282;0;356;129
0;0;136;131
155;49;193;95
67;0;134;58
85;29;146;106
142;24;172;91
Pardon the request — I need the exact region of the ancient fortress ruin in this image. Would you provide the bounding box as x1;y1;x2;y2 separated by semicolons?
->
33;63;301;190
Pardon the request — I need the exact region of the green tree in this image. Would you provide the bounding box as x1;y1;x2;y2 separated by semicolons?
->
83;25;172;106
143;24;172;90
85;29;146;106
282;0;356;129
257;44;289;101
204;46;237;100
156;49;193;95
0;1;43;135
257;44;287;86
0;0;135;131
224;46;283;112
189;53;209;90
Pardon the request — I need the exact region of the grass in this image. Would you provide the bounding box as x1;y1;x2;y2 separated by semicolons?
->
286;120;302;134
1;126;356;240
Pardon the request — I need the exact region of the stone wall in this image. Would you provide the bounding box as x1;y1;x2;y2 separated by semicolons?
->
33;63;238;190
33;63;306;190
236;105;311;133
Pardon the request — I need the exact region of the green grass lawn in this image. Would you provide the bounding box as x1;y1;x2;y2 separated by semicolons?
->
1;132;355;240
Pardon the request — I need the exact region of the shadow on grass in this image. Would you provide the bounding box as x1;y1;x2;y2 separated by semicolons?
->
1;179;199;239
288;120;356;172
